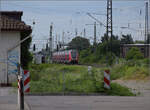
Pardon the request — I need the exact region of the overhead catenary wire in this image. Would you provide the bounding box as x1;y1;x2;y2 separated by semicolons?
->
3;0;147;51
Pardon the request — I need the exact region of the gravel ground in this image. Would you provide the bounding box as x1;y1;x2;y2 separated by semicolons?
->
112;79;150;97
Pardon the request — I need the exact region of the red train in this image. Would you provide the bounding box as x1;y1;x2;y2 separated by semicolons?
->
52;50;79;64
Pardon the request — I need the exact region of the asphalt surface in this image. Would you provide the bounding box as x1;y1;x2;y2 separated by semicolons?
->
25;95;150;110
25;80;150;110
1;80;150;110
0;87;29;110
0;87;18;110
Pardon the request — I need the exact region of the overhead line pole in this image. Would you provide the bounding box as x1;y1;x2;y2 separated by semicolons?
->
84;28;86;38
49;23;53;63
107;0;113;56
62;31;65;49
86;22;98;46
94;22;97;46
145;2;149;57
145;2;148;43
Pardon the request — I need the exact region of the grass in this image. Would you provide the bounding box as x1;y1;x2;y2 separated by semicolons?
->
111;58;150;80
106;83;135;96
12;58;149;96
18;63;135;96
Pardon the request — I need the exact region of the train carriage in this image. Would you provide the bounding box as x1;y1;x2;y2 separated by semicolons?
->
52;50;78;64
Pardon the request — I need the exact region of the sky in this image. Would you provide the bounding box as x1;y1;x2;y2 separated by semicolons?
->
1;0;149;51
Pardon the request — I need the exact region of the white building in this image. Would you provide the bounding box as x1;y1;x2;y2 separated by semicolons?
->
0;11;32;85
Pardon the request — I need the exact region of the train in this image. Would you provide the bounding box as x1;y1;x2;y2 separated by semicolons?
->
52;49;79;64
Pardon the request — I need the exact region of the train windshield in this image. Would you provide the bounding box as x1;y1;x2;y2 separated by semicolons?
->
71;50;77;58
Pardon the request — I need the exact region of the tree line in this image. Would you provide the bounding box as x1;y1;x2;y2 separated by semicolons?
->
67;34;149;65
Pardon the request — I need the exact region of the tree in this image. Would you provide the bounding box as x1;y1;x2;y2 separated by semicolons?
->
101;33;109;43
21;31;33;69
101;33;119;43
120;34;134;44
33;44;36;51
98;34;120;56
146;34;150;44
68;36;90;51
126;47;144;60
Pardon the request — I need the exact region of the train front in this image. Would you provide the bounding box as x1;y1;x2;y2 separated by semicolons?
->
70;50;79;64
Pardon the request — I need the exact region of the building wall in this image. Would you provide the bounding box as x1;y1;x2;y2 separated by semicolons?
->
0;31;20;84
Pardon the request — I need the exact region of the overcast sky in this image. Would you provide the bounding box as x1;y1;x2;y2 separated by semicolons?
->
1;0;148;51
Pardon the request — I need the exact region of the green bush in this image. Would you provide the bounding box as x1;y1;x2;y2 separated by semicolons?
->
106;83;135;96
126;47;144;60
111;58;149;80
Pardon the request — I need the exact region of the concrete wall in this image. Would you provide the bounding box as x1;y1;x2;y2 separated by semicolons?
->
0;31;20;84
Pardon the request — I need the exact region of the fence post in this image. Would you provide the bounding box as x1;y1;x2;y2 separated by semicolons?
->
63;71;65;95
88;66;92;75
104;69;111;89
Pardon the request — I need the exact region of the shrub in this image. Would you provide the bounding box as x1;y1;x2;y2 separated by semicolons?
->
126;47;144;60
106;83;135;96
111;58;149;80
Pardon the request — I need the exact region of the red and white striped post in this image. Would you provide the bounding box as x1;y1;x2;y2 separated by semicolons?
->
23;70;30;93
104;70;111;89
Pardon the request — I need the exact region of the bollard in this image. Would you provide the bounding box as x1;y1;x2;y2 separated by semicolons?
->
104;70;111;89
88;66;92;75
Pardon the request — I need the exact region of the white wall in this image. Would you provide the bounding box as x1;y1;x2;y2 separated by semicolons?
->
0;31;20;84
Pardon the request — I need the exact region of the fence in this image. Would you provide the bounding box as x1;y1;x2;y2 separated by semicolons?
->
28;64;111;94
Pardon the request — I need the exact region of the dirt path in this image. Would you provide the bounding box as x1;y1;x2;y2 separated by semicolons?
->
112;79;150;97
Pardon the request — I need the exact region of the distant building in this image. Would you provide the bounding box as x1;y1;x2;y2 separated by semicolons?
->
33;49;49;64
0;11;32;85
120;44;150;58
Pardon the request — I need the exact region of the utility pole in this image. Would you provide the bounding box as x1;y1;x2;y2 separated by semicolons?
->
62;31;65;49
80;32;83;37
55;34;58;50
145;2;148;43
86;22;98;46
94;22;97;46
58;34;60;43
84;28;86;38
49;23;53;63
145;2;149;57
75;28;78;37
